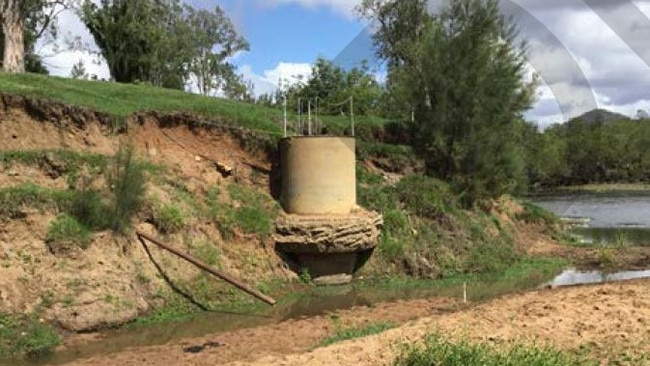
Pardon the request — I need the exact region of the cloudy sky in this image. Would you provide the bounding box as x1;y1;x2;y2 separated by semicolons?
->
41;0;650;128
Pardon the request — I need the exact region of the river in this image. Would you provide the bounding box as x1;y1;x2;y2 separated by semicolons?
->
532;191;650;246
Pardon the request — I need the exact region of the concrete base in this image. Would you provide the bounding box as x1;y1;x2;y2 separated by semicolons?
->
274;210;383;286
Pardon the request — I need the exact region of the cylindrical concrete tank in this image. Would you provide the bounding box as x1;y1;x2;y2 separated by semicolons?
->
279;137;356;215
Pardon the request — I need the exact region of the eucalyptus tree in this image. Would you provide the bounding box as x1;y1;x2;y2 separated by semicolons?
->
0;0;72;73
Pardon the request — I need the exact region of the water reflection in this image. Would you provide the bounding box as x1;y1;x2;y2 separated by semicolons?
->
548;268;650;287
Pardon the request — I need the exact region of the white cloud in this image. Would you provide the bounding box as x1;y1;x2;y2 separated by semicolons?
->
239;62;313;96
37;6;110;79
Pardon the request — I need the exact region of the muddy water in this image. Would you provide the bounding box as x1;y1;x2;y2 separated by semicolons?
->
533;192;650;245
18;267;559;366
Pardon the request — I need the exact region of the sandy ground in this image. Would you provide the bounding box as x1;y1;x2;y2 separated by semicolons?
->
55;279;650;366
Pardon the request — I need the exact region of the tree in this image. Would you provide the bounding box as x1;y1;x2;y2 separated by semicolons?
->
283;58;383;116
185;6;248;96
69;58;87;79
80;0;248;92
81;0;186;86
0;0;69;73
362;0;536;204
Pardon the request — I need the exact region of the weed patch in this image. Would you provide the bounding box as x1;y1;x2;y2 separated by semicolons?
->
318;320;395;348
0;314;60;358
46;215;92;253
394;333;592;366
153;204;185;234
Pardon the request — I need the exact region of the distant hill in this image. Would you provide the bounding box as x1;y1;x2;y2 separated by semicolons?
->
573;109;630;125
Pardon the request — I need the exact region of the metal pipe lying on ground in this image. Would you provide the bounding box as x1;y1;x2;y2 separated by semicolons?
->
136;232;277;306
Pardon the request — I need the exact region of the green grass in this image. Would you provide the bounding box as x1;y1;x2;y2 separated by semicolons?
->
223;184;279;237
45;215;92;253
0;149;107;171
0;73;283;134
318;321;395;348
153;204;185;234
0;183;71;218
0;314;60;358
0;73;402;140
394;334;593;366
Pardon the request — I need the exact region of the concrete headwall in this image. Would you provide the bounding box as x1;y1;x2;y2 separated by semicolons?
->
279;137;356;215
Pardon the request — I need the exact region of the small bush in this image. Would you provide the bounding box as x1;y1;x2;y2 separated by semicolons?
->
396;175;454;220
0;314;60;358
153;204;185;234
394;334;591;366
45;215;92;253
67;188;110;230
106;144;147;234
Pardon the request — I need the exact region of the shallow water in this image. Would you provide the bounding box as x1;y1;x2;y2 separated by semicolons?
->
548;268;650;287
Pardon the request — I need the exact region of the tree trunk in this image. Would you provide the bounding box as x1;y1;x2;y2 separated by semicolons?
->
1;1;25;73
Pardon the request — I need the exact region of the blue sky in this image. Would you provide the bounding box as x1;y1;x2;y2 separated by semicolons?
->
43;0;650;128
192;0;367;73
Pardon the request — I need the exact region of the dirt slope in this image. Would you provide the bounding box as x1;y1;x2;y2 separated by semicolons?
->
0;96;288;332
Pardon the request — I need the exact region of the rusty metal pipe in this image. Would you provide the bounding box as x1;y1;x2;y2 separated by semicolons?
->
136;232;276;306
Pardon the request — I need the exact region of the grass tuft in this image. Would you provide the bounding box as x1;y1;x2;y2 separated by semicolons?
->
318;321;395;348
394;333;593;366
45;215;92;253
0;314;60;358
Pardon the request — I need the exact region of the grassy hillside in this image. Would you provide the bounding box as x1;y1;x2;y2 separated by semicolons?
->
0;73;388;137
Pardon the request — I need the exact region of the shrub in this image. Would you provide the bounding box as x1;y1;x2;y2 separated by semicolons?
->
106;144;147;234
45;215;92;253
396;175;454;220
394;333;591;366
67;188;110;230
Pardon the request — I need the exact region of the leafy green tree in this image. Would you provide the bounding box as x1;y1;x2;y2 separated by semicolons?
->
284;58;383;116
81;0;248;92
81;0;189;86
362;0;536;204
185;6;248;96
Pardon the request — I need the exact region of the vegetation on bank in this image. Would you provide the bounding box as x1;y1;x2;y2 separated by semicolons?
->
394;334;592;366
0;314;60;358
318;320;395;348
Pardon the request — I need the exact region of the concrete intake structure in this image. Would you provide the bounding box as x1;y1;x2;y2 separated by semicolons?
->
275;136;383;285
279;137;356;215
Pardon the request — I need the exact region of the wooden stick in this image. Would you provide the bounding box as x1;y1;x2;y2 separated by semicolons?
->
136;232;276;306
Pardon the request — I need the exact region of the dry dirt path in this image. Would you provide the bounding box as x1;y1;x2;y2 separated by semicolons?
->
54;279;650;366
